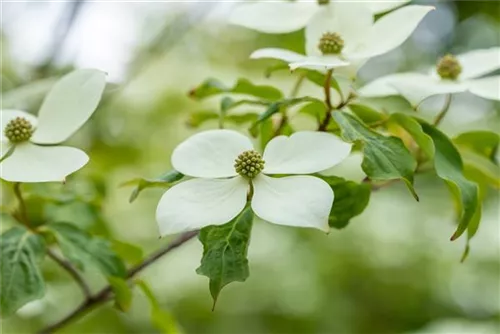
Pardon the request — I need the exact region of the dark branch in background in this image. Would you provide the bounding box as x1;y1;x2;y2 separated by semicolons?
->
47;249;92;299
37;0;85;77
38;230;199;334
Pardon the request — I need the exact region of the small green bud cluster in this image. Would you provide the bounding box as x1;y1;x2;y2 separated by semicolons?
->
234;150;265;179
436;54;462;80
317;0;330;5
318;32;344;55
4;117;33;143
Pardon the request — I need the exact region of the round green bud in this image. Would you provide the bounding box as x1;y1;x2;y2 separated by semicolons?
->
4;117;33;143
234;150;265;179
436;54;462;80
317;0;330;5
318;32;344;55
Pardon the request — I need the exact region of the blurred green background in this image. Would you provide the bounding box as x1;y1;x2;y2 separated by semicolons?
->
1;1;499;333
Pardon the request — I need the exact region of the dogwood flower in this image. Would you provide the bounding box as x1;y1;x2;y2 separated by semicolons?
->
249;3;434;72
156;130;352;235
0;69;106;183
358;48;500;105
230;0;411;34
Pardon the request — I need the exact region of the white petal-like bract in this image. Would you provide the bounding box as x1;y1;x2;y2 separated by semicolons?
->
229;2;318;34
348;5;434;60
358;72;425;97
156;177;249;235
468;76;500;101
456;48;500;80
31;69;106;144
252;174;332;232
1;109;38;141
172;130;254;178
263;131;351;174
250;48;306;63
0;143;89;183
289;56;349;71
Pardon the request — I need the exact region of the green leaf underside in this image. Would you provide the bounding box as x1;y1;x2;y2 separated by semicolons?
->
391;114;480;241
0;227;46;317
318;175;371;229
111;240;144;265
196;207;254;308
108;276;133;312
189;78;283;101
453;130;499;161
136;280;182;334
333;111;418;200
48;222;126;277
123;170;184;203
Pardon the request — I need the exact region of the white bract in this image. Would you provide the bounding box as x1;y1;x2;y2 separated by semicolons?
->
249;3;434;72
230;0;411;34
156;130;352;235
358;48;500;105
0;69;106;183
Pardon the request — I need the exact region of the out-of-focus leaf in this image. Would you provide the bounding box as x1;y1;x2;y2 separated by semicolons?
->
108;276;133;312
0;227;46;317
258;118;274;150
188;78;283;101
461;150;500;188
348;103;386;125
391;114;480;241
196;207;254;309
47;222;126;277
317;175;371;229
333;111;418;200
32;69;106;144
303;71;349;102
187;111;259;129
249;97;320;136
296;101;326;122
136;280;182;334
1;78;56;109
264;63;290;78
111;240;143;265
122;170;184;203
454;131;499;161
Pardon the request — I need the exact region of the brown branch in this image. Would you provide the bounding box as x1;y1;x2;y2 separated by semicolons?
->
38;230;199;334
318;69;334;131
47;249;92;299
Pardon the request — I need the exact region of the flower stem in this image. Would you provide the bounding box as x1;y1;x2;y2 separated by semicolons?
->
433;94;452;126
13;183;29;225
47;249;93;299
37;230;198;334
318;69;334;131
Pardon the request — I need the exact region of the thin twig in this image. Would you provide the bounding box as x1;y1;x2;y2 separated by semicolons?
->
47;249;92;299
318;69;334;131
38;230;199;334
433;94;452;126
13;183;29;225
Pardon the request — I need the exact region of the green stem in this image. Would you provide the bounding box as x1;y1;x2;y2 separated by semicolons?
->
47;249;92;299
318;69;334;131
433;94;452;126
13;183;29;225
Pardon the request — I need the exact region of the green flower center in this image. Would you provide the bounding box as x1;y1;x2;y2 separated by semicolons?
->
436;54;462;80
318;32;344;55
4;117;33;143
234;150;265;179
317;0;330;5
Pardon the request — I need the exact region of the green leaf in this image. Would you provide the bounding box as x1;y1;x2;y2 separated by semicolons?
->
454;131;499;161
196;207;254;308
303;71;349;102
0;227;46;316
333;111;418;200
461;150;500;188
123;170;184;203
188;78;283;101
317;175;371;229
136;280;182;334
296;101;326;122
47;223;126;277
391;114;480;241
108;276;133;312
33;69;106;144
249;97;320;136
348;103;386;125
111;240;143;265
186;111;218;128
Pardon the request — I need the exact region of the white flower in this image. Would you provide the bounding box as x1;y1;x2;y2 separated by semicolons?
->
0;69;106;183
358;48;500;105
230;0;411;34
156;130;352;235
249;3;434;72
